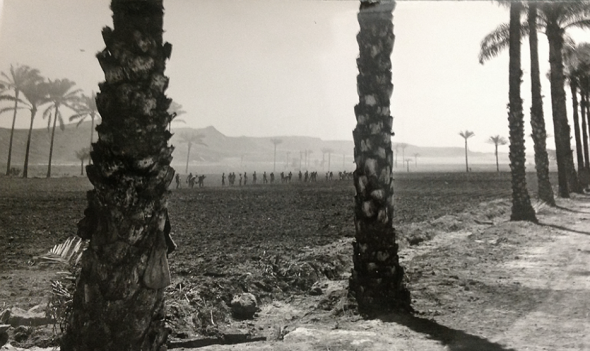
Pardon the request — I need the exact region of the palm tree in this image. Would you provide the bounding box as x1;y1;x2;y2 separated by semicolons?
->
69;92;100;148
270;138;282;172
459;130;475;172
321;147;333;171
167;100;186;132
42;79;81;178
541;1;590;195
0;64;43;175
508;1;537;222
489;135;508;172
478;1;590;199
405;158;412;172
179;132;207;173
399;143;407;167
19;80;49;178
349;0;411;315
74;147;91;176
62;1;175;349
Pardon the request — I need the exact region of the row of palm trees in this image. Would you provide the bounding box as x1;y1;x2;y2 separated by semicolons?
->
0;64;99;178
480;1;590;221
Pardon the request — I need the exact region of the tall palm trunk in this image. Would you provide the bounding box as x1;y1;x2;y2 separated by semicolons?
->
349;0;411;315
6;90;20;175
22;108;37;178
89;113;96;165
570;81;586;181
508;2;537;222
546;13;581;195
185;142;192;173
62;1;175;350
495;143;500;172
528;3;555;206
46;105;59;178
583;92;590;170
464;138;469;172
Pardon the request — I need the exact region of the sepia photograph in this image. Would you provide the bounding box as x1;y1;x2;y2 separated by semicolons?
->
0;0;589;350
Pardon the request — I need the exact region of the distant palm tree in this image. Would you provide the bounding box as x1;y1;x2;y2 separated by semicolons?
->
167;100;186;132
489;135;508;172
270;138;282;172
180;132;207;173
18;80;49;178
459;130;475;172
405;158;412;172
69;92;100;148
321;147;333;171
74;147;91;176
0;64;43;175
42;79;81;178
399;143;408;167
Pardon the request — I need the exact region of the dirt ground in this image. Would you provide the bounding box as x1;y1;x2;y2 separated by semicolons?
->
1;174;589;350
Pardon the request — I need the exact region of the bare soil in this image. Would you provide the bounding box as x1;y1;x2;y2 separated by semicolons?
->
1;173;589;350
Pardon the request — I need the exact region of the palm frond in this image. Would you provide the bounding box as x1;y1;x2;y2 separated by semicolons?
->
479;20;532;64
0;106;25;115
40;236;85;267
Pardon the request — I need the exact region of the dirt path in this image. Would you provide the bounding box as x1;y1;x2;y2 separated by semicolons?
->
490;197;590;350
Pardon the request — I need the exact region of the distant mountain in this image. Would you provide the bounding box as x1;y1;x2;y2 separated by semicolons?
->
0;122;532;174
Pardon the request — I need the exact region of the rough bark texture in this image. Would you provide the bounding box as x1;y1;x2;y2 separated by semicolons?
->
508;2;537;222
349;0;411;315
528;4;555;206
546;7;581;196
62;1;175;350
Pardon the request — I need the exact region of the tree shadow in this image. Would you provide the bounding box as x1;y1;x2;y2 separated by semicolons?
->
538;222;590;236
554;205;590;215
378;313;516;351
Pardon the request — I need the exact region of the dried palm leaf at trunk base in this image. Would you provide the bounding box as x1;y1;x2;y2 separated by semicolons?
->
61;1;176;350
349;0;411;315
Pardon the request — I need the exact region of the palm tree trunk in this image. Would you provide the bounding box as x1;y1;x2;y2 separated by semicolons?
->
582;92;589;170
349;0;411;315
464;139;469;172
89;114;95;165
570;82;586;178
80;159;84;176
495;143;499;172
6;90;20;175
546;16;581;195
528;3;555;205
46;105;59;178
22;109;37;178
508;2;537;222
62;0;175;349
185;142;191;174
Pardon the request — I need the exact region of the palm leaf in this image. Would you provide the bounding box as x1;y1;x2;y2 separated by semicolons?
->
479;21;531;64
40;236;85;267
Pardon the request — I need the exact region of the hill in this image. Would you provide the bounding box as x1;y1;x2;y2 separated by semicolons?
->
0;122;530;175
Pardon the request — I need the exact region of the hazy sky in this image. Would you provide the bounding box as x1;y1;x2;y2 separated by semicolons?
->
0;0;587;152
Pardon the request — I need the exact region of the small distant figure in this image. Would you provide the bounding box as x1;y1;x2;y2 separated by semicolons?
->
298;171;302;182
239;173;243;186
222;172;226;186
304;171;309;183
175;173;180;189
198;175;206;187
252;171;257;184
329;171;333;181
244;172;248;186
263;171;268;184
288;171;292;182
187;172;196;188
270;172;275;184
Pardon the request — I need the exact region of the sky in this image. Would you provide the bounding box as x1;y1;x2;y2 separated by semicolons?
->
0;0;587;153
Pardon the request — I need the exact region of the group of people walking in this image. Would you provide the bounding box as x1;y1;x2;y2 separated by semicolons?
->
174;170;348;189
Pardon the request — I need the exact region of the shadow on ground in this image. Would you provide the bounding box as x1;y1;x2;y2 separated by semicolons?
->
379;313;515;351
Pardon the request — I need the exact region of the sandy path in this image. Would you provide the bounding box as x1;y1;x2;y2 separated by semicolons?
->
491;198;590;350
